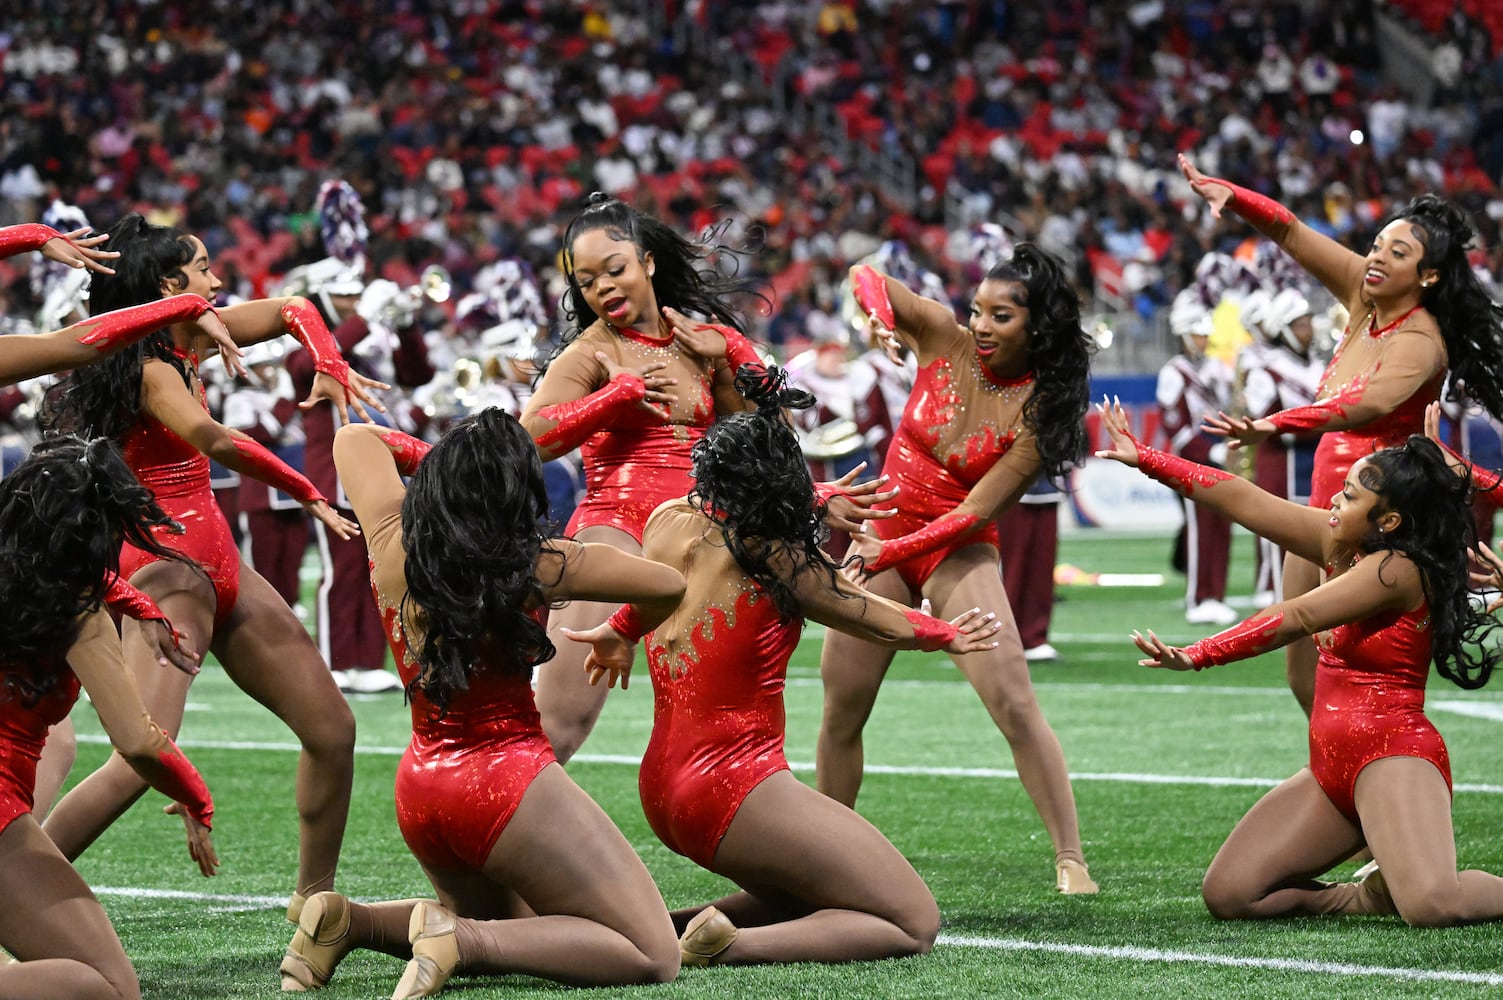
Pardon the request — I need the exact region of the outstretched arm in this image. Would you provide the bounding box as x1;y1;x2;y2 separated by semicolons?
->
216;296;388;425
1097;398;1329;564
0;223;119;273
67;608;218;876
0;294;238;386
794;557;1002;653
1179;153;1365;303
1135;554;1420;670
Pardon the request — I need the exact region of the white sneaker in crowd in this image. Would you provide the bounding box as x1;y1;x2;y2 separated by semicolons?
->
334;668;405;694
1022;643;1059;662
1185;599;1238;626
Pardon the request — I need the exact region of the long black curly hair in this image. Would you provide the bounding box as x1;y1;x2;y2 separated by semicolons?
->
1354;435;1499;689
981;242;1095;484
398;408;558;715
0;436;185;705
542;193;766;374
1388;196;1503;420
687;363;848;621
42;213;196;440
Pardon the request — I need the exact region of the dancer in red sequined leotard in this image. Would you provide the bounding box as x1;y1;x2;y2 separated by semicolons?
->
567;366;1001;967
40;214;388;938
815;245;1101;894
0;220;238;817
278;413;683;996
523;195;890;764
1098;399;1503;927
1180;154;1503;717
0;438;217;1000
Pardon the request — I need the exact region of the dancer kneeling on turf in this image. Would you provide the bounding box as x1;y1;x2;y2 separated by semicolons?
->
280;409;683;997
1097;397;1503;926
567;364;1002;966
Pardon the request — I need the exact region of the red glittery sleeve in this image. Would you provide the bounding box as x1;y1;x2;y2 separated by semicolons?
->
280;297;352;388
103;573;169;623
0;223;63;259
230;436;324;504
903;608;958;652
607;603;648;642
75;294;214;351
378;430;431;476
1207;177;1295;233
1182;612;1285;669
1264;337;1441;435
868;512;983;574
1136;444;1236;495
851;265;896;330
531;373;647;456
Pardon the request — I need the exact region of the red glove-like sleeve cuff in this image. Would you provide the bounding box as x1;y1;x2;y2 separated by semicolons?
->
0;223;63;260
231;438;325;505
1136;444;1235;496
76;294;212;351
606;604;648;642
851;265;896;330
281;298;352;387
903;609;957;652
380;430;432;476
1183;612;1285;669
535;374;647;453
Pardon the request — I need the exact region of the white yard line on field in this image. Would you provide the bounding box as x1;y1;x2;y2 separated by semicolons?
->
87;886;1503;987
936;934;1503;986
74;734;1503;795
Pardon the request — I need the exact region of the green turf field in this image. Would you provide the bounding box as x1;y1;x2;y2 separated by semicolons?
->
65;529;1503;998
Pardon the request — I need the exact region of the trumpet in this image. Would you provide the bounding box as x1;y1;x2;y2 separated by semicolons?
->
371;265;453;326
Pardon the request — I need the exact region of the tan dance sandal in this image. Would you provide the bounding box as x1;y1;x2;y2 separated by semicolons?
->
391;900;459;999
286;891;307;926
280;891;354;991
1055;858;1100;895
679;906;738;967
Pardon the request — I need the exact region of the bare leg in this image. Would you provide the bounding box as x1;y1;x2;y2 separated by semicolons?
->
32;717;76;821
1281;554;1319;717
211;565;355;899
697;770;938;964
43;563;213;860
1355;757;1503;926
815;568;910;806
0;816;139;1000
1200;768;1376;919
924;546;1087;869
535;526;639;763
418;763;678;985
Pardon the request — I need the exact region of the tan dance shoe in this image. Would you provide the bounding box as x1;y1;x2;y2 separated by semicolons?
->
392;900;459;999
1055;858;1100;895
280;891;353;991
286;891;307;925
1355;864;1397;916
679;906;738;967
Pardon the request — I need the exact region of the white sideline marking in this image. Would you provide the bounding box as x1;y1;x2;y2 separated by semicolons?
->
936;935;1503;986
1432;700;1503;723
87;887;1503;988
74;734;1503;796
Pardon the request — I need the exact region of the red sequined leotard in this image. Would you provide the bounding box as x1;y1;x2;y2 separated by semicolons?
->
1310;601;1446;822
1206;178;1447;510
0;665;79;833
852;273;1044;590
119;359;241;626
364;507;556;871
634;500;957;868
521;321;757;542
